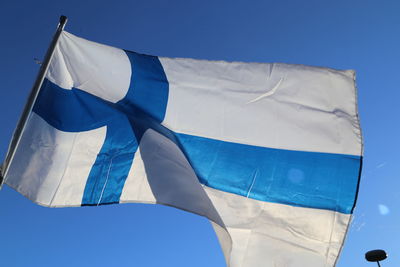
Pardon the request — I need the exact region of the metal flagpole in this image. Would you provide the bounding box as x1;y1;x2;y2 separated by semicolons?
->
0;15;68;189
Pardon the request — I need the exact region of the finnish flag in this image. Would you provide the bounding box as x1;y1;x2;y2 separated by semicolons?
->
4;31;362;267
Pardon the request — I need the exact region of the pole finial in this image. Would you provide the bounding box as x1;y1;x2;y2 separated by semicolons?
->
58;15;68;30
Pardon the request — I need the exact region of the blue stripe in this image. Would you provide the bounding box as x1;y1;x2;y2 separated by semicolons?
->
176;134;361;214
33;79;116;132
121;51;169;123
81;116;137;205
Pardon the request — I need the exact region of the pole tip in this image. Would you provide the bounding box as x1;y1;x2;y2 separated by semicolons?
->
58;15;68;30
60;15;67;24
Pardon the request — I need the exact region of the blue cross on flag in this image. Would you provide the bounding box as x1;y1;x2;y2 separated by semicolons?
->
4;31;362;267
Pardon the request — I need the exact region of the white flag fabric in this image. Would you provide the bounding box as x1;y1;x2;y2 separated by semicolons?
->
5;31;362;267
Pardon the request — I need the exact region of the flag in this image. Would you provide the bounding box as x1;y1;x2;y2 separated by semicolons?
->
4;31;362;267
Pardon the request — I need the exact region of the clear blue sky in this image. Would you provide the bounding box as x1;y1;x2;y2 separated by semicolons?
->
1;0;399;266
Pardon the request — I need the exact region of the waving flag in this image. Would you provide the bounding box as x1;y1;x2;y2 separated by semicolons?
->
3;30;362;267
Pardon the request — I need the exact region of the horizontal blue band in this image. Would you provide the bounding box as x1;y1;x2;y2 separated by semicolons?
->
176;133;361;214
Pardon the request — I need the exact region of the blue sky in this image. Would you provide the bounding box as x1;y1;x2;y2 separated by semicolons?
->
1;0;399;266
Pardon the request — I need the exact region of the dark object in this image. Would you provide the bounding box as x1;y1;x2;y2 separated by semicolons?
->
59;15;67;25
0;15;68;190
365;249;387;267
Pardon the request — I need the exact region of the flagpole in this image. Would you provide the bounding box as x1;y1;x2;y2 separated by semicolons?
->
0;15;68;189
